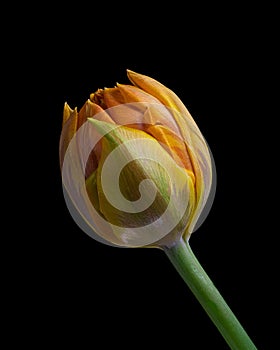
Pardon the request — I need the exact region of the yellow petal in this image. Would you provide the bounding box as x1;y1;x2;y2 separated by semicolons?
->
85;170;100;212
116;83;161;104
126;70;199;137
60;103;78;168
87;119;196;245
142;104;182;138
63;102;75;126
145;124;195;182
127;70;213;235
127;70;188;117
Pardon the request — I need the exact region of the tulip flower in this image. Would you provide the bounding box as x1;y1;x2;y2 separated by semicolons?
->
60;70;257;350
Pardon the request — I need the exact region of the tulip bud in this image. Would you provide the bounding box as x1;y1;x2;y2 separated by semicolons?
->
58;73;259;350
60;70;215;248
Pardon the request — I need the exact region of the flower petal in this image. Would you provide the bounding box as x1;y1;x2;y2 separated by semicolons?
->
117;83;161;104
127;70;189;117
76;100;116;178
87;119;196;243
127;69;201;138
90;88;107;109
145;124;195;182
103;87;125;108
60;103;78;168
78;99;114;128
142;104;181;137
127;70;213;235
85;170;101;213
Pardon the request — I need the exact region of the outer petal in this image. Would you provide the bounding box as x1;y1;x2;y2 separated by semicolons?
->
127;70;212;235
127;70;205;142
85;170;102;214
117;85;182;135
60;103;78;168
127;70;195;125
117;84;162;104
103;87;125;108
87;119;196;246
90;88;107;109
60;100;115;178
62;102;76;126
62;143;117;246
78;99;114;127
145;124;195;182
77;101;115;178
102;91;183;140
142;104;184;143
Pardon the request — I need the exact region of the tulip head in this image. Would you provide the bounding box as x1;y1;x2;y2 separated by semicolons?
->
60;70;215;248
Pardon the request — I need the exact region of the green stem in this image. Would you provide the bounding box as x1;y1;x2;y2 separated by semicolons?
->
164;238;257;350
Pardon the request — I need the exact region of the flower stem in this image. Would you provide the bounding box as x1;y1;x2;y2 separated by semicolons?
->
164;238;257;350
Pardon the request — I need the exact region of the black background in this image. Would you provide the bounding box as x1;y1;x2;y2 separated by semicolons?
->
10;4;277;349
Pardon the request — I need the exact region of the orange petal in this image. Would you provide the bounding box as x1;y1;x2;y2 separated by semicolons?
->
90;88;107;109
78;99;115;127
62;102;75;126
89;119;195;245
64;101;115;179
127;70;185;115
145;124;195;182
104;101;148;130
126;70;198;148
142;104;181;137
127;70;213;235
103;83;173;130
60;103;78;168
126;70;200;138
80;101;115;178
103;87;125;107
117;83;161;104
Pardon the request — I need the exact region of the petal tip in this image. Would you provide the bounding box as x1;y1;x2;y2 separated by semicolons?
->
126;69;140;80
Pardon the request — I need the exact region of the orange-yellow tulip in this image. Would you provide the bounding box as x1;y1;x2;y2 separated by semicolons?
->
60;70;213;248
59;72;259;350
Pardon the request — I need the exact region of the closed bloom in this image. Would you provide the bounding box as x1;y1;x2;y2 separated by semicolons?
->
59;71;258;350
60;70;213;248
